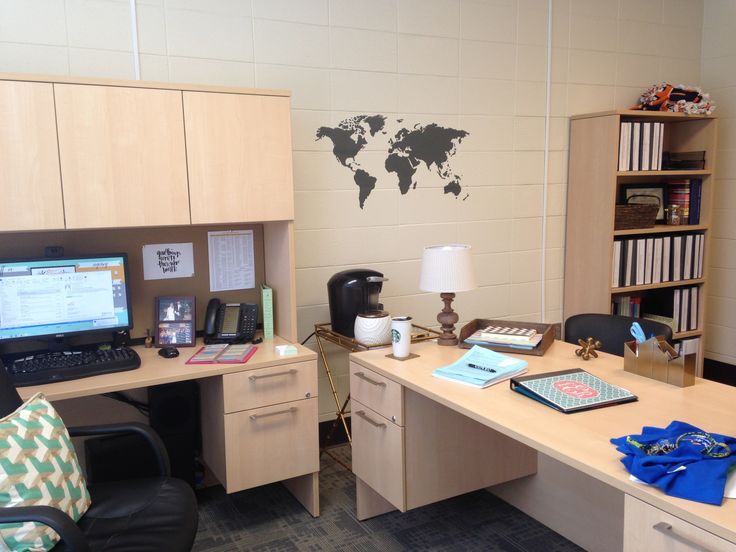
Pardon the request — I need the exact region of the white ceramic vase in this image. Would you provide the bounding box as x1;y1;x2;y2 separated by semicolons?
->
354;311;392;346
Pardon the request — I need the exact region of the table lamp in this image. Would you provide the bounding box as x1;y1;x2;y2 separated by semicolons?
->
419;244;477;346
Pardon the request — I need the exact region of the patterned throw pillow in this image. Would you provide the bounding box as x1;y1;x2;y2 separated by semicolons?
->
0;393;91;551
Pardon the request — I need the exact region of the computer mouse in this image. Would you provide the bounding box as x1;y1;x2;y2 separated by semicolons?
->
158;347;180;359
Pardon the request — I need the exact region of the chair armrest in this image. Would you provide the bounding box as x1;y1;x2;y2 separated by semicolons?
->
68;422;171;477
0;505;90;552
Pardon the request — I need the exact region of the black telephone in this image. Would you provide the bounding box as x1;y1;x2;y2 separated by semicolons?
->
204;299;258;344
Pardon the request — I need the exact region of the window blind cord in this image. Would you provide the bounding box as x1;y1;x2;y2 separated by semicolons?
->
129;0;141;80
540;0;553;323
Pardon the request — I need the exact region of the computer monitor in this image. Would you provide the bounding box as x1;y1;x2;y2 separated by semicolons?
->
0;253;132;345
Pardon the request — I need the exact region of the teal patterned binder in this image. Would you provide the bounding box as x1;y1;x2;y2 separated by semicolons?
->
510;368;637;413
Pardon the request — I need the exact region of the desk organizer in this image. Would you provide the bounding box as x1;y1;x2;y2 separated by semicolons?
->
458;319;555;356
623;336;695;387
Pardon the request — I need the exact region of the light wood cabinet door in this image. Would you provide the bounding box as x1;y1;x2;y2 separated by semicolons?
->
223;397;318;493
184;91;294;224
351;399;405;511
54;84;190;229
624;494;736;551
0;81;64;231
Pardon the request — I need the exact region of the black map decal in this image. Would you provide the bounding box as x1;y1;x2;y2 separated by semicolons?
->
316;115;469;209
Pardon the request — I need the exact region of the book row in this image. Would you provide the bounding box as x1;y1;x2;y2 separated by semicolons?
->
611;233;705;289
618;121;664;171
667;178;702;225
612;286;700;334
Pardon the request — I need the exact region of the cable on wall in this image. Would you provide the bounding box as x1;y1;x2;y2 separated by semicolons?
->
129;0;141;80
540;0;553;322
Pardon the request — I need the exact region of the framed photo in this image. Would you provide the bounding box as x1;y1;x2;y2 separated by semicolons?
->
155;296;195;347
620;184;667;222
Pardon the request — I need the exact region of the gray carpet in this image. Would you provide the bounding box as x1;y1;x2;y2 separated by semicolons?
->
193;445;584;552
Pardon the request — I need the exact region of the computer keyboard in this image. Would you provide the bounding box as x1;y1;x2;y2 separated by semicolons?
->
4;347;141;387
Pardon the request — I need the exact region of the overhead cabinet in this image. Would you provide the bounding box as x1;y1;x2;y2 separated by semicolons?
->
55;84;191;229
183;92;294;224
0;75;294;231
0;81;64;231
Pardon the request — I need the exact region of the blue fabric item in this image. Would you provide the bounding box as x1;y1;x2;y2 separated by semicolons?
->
611;420;736;505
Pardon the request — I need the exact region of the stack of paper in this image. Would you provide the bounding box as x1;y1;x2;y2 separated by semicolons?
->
465;325;543;349
432;346;528;388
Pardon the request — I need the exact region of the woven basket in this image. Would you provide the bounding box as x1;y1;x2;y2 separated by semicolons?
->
614;204;659;230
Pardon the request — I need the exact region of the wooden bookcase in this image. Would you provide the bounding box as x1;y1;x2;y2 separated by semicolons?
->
564;110;718;375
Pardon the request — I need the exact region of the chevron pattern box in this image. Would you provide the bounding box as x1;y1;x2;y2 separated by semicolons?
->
0;393;91;551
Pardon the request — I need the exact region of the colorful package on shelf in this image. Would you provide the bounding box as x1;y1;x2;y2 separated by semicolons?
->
632;83;715;115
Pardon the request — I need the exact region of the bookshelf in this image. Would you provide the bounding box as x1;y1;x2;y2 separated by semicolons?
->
564;110;717;375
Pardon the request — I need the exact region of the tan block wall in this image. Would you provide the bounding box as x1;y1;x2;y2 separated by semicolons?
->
2;0;729;422
702;0;736;365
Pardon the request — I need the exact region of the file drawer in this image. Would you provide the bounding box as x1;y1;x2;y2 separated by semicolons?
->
223;397;319;493
624;495;736;552
223;360;317;413
350;362;404;426
352;399;405;511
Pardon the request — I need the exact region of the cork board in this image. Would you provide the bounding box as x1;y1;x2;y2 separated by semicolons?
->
0;224;265;339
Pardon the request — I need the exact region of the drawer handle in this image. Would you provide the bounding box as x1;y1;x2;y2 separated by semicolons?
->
249;369;297;382
249;406;297;421
355;371;386;387
355;410;386;428
652;522;712;552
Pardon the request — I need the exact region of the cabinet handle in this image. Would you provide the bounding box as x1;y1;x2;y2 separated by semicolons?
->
652;522;712;552
249;406;297;421
249;369;297;382
355;371;386;387
355;410;386;428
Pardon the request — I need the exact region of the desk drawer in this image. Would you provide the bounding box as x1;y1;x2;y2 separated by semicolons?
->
223;397;319;493
352;399;405;511
223;360;317;413
624;495;736;552
350;362;403;426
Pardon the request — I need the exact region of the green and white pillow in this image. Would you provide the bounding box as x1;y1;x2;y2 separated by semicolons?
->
0;393;91;552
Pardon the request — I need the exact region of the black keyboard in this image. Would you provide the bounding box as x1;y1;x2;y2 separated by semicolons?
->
4;347;141;387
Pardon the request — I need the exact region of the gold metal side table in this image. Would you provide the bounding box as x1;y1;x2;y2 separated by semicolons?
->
314;322;439;469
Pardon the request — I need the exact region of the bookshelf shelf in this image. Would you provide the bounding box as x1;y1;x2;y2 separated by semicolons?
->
613;224;708;236
674;329;703;340
617;169;711;177
611;278;705;294
565;110;717;375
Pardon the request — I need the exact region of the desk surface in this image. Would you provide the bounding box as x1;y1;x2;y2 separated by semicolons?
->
350;340;736;543
18;337;317;402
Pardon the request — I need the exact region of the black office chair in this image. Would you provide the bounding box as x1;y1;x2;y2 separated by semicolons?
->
0;367;198;552
564;313;673;357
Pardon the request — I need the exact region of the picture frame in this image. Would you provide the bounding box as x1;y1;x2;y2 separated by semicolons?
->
620;184;667;222
155;296;195;347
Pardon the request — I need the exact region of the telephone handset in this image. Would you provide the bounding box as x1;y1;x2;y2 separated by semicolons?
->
204;299;258;344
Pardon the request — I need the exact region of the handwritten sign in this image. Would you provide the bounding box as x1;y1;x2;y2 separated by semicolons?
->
143;243;195;280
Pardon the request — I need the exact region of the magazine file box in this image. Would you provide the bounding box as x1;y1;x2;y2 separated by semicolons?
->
624;336;695;387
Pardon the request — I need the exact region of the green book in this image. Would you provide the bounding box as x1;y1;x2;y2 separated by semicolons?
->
261;283;274;340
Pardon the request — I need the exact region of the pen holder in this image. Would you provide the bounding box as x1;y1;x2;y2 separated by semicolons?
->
623;336;695;387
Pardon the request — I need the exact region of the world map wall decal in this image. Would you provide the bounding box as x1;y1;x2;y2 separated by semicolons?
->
316;115;470;209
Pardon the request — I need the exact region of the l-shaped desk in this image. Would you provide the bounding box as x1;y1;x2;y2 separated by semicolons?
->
17;337;320;517
349;340;736;551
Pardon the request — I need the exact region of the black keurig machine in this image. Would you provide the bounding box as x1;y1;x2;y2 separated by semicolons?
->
327;269;388;337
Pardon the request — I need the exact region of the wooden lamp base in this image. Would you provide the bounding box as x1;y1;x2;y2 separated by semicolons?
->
436;292;459;346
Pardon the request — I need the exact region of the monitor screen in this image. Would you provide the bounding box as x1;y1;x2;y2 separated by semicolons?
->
0;254;132;343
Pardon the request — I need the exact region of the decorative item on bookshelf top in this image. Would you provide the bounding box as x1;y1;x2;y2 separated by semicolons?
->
631;83;715;115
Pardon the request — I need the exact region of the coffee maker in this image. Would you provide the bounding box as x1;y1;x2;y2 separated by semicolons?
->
327;269;388;337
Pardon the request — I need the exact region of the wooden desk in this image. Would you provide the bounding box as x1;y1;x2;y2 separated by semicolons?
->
18;337;320;517
350;341;736;551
